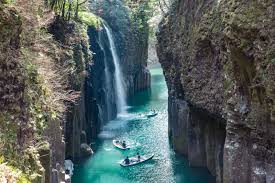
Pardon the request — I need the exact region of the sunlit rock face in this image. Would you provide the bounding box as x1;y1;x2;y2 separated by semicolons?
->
48;17;95;163
157;0;275;182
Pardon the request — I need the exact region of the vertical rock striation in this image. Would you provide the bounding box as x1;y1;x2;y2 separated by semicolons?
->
86;25;117;128
60;0;152;161
0;0;151;181
90;0;151;97
83;0;151;132
157;0;275;182
48;17;94;162
47;0;152;166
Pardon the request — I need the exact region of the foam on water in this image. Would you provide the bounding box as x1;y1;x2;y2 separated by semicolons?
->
72;67;215;183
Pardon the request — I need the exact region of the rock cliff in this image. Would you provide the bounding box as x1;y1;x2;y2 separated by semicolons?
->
48;17;95;162
91;0;151;97
157;0;275;182
45;0;152;169
48;0;152;163
84;0;151;130
1;0;149;181
0;1;94;182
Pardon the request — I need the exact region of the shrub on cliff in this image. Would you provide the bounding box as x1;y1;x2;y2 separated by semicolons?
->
78;11;102;29
0;157;30;183
1;0;92;181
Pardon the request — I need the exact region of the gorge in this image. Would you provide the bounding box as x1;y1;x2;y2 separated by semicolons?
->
72;65;215;183
157;0;275;182
0;0;274;183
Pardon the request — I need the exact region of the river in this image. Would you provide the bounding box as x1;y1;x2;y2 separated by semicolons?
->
72;65;215;183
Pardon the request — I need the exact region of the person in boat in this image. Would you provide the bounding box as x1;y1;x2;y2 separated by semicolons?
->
137;153;141;161
122;140;126;148
65;169;70;175
124;156;130;164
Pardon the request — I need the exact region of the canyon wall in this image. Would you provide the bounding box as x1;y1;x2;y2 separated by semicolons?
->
63;0;152;161
90;0;151;97
157;0;275;182
0;0;151;182
46;0;152;169
48;17;96;163
0;2;91;181
84;0;151;131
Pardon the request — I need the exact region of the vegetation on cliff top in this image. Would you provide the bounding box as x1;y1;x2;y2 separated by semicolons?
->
46;0;101;28
125;0;170;33
78;11;102;28
124;0;171;64
0;0;171;181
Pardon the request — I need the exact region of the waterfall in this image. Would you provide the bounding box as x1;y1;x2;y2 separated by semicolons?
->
98;31;112;120
103;23;127;114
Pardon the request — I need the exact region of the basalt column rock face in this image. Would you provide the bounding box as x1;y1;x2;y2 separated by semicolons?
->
86;26;117;128
83;0;151;130
157;0;275;182
168;96;226;182
90;0;151;97
49;18;94;161
64;43;95;160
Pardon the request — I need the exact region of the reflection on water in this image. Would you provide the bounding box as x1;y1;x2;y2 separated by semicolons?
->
72;66;215;183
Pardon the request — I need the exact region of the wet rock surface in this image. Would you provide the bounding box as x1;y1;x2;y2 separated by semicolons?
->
90;0;151;97
157;0;275;182
84;0;151;135
63;0;151;163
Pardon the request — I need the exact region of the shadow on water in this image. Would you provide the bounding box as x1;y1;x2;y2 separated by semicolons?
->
169;153;215;183
128;89;151;108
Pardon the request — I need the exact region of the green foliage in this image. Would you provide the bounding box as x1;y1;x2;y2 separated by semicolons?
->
2;0;14;4
78;11;102;28
18;174;30;183
0;50;51;179
271;58;275;66
0;162;31;183
22;56;50;135
54;0;76;15
126;0;153;31
0;113;20;168
0;156;4;163
49;0;88;21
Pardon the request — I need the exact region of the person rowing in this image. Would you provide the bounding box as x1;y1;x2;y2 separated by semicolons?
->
137;152;141;161
113;140;130;150
124;156;130;164
122;140;126;148
120;154;154;167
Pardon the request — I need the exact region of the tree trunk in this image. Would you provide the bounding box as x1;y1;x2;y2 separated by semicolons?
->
67;3;72;21
61;0;66;18
75;0;79;20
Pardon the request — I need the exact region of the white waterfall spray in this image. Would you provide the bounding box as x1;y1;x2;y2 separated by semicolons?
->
103;23;127;114
98;31;112;120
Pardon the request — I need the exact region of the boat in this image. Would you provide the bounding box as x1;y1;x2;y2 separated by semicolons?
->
120;154;154;167
64;159;74;180
146;111;158;118
113;140;130;150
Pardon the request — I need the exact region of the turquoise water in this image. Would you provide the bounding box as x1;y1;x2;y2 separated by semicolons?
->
72;66;215;183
